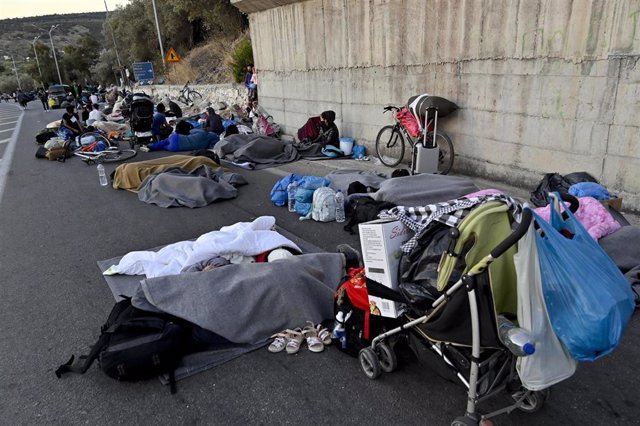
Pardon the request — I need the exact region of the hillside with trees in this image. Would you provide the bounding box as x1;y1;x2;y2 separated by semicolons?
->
0;0;251;93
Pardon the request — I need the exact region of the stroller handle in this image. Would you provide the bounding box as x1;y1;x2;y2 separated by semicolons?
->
490;208;533;259
489;193;579;259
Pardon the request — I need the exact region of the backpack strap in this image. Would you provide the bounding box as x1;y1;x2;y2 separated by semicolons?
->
55;332;111;377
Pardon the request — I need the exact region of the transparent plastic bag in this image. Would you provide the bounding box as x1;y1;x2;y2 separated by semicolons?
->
515;221;576;390
533;194;635;361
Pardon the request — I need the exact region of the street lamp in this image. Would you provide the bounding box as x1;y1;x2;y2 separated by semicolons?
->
49;25;63;85
31;36;43;83
1;52;22;90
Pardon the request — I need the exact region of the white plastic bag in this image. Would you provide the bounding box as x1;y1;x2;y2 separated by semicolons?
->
515;223;576;390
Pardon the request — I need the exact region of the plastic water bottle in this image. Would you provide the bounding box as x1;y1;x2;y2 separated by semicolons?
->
335;190;345;222
497;315;535;357
287;182;297;212
97;164;108;186
332;311;345;340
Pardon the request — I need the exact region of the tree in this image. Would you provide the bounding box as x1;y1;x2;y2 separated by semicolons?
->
93;0;248;83
90;49;119;86
22;42;60;87
61;33;100;83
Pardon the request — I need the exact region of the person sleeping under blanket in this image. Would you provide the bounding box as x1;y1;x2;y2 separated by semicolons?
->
147;129;219;152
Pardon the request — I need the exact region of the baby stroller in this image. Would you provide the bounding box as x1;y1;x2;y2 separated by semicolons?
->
129;93;155;148
358;197;578;426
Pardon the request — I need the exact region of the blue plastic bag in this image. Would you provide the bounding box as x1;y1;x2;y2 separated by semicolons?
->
568;182;610;200
352;144;366;159
532;194;635;361
270;173;303;207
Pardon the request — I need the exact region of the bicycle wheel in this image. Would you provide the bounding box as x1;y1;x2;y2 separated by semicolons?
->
375;125;405;167
426;131;455;174
188;91;202;102
98;149;137;164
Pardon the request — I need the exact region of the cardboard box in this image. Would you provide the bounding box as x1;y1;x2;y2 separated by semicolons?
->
601;197;622;211
358;219;413;318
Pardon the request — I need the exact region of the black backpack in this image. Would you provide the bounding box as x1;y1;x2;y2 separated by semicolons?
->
55;298;188;393
343;198;396;234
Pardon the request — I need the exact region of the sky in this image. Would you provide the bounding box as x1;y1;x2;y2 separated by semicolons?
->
0;0;131;20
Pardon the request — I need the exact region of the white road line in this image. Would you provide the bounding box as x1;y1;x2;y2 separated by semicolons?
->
0;110;23;205
0;120;18;126
0;137;10;144
0;128;14;134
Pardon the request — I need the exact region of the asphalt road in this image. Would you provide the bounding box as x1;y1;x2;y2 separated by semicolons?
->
1;102;639;426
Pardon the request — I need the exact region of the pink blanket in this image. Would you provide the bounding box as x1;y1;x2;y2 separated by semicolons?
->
534;196;621;240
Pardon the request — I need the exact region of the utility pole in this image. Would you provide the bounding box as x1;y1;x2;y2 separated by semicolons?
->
151;0;166;68
104;0;128;87
32;36;43;84
49;25;63;85
1;52;22;90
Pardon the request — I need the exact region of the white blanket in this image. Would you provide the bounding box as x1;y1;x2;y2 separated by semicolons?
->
104;216;301;278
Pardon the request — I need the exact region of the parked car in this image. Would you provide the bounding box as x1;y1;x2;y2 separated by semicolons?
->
47;84;73;109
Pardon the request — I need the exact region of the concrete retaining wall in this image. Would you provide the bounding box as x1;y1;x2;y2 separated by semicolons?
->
232;0;640;211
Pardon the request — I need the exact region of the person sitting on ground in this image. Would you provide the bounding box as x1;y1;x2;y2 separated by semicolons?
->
88;103;106;125
204;107;224;135
61;105;84;137
312;110;339;148
162;96;183;118
152;103;173;141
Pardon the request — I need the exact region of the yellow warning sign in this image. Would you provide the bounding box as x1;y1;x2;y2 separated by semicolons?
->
165;47;181;63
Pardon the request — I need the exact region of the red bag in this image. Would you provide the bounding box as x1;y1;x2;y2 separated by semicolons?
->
395;106;420;138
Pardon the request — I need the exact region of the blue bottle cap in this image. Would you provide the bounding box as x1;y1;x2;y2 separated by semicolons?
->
522;343;535;355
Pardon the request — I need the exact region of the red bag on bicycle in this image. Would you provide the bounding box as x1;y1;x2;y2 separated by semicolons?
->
395;106;420;138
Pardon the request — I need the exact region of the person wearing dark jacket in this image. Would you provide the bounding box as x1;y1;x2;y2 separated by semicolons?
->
204;107;224;135
313;110;339;148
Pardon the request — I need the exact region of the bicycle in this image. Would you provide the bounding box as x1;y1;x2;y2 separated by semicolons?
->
375;105;454;174
71;132;137;165
177;81;203;106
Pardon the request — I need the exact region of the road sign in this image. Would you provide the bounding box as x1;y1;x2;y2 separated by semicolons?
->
165;48;181;63
132;62;155;81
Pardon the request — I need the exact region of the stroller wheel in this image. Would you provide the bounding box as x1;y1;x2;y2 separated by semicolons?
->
359;347;381;380
376;342;397;373
451;415;478;426
512;388;549;413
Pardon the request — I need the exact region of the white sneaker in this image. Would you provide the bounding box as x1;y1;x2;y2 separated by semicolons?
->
139;145;150;152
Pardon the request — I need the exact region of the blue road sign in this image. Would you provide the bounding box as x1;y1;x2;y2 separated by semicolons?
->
132;62;154;82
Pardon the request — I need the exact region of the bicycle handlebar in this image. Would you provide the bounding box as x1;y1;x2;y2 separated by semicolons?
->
383;105;400;113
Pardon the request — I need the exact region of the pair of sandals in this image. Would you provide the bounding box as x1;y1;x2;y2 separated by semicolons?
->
268;321;332;354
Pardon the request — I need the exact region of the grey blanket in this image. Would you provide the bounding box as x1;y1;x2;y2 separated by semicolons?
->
97;228;333;382
599;225;640;305
214;134;299;169
132;253;343;344
372;173;478;207
324;169;387;194
137;165;247;208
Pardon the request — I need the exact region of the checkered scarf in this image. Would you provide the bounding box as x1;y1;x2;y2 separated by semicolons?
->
379;194;522;253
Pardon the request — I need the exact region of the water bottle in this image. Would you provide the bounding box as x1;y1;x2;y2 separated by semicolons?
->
97;164;108;186
332;311;345;340
287;182;297;212
497;315;535;357
335;189;345;222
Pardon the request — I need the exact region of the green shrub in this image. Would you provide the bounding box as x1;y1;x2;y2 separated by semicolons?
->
229;37;253;84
